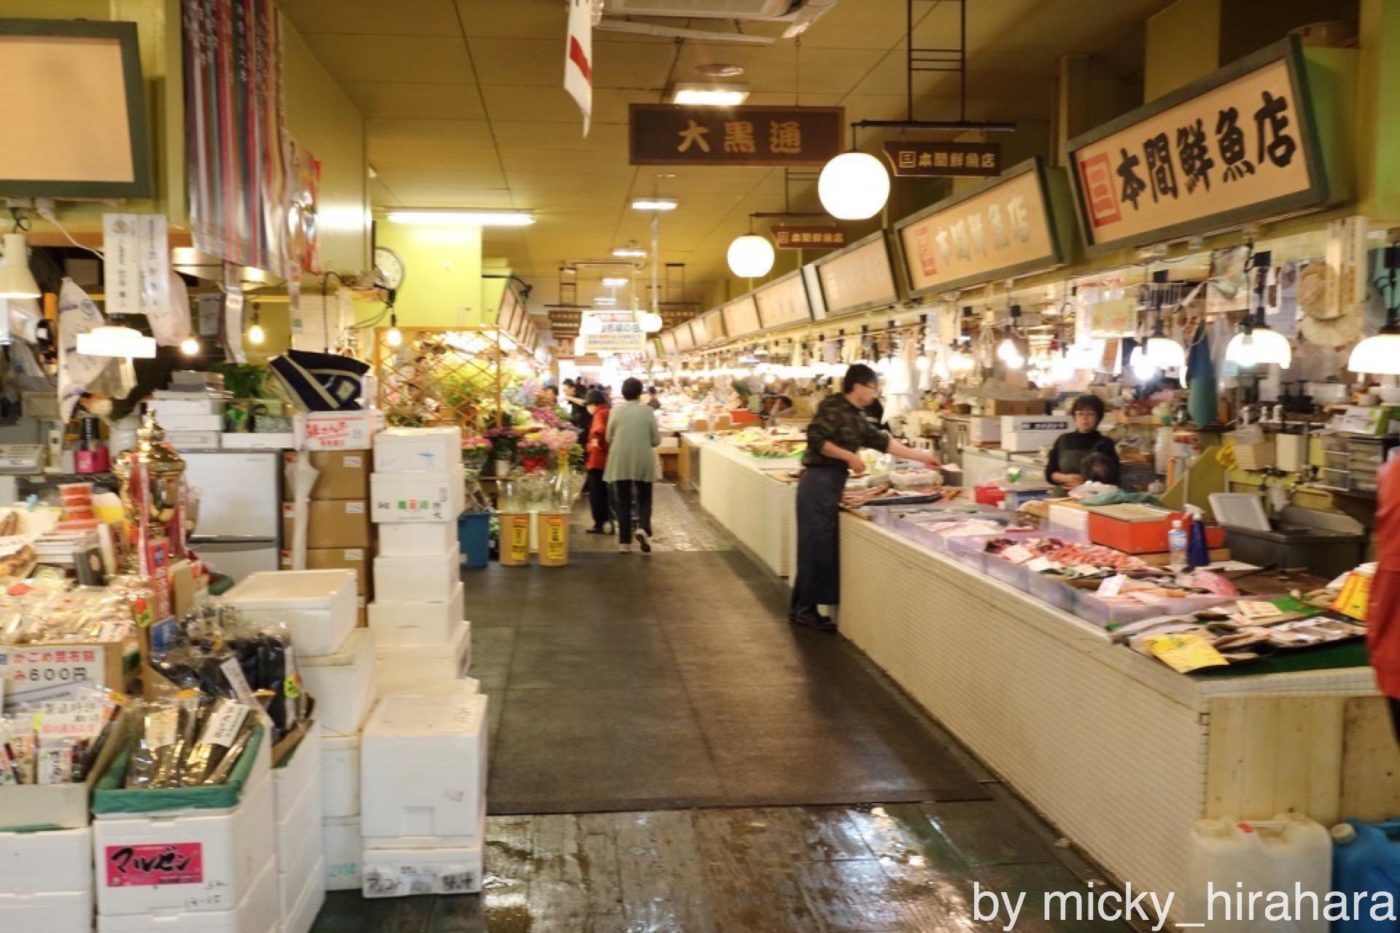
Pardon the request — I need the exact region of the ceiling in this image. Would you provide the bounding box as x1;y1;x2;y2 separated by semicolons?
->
278;0;1173;335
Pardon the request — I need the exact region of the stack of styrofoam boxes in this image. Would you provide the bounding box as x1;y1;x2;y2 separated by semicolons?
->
224;569;370;911
360;684;489;897
0;826;94;930
148;379;227;450
281;451;374;626
271;725;325;933
369;427;470;694
92;724;279;932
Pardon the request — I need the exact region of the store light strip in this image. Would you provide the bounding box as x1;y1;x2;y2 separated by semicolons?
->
385;210;535;227
630;198;678;212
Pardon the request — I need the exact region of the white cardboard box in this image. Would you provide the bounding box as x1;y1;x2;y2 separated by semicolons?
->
320;730;360;820
373;548;460;603
375;622;472;694
368;581;464;647
0;889;92;932
361;691;488;843
322;815;362;892
0;825;91;895
223;570;357;657
370;470;465;524
282;855;326;933
377;521;459;557
97;853;279;933
374;427;463;473
361;840;484;897
299;629;377;735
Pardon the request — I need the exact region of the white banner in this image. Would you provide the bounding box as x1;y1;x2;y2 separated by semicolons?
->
564;0;592;137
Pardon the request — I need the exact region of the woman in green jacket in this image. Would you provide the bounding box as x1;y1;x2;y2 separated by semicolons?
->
604;377;662;553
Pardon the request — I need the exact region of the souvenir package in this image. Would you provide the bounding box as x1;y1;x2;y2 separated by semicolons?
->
0;579;136;644
124;693;256;788
0;687;126;785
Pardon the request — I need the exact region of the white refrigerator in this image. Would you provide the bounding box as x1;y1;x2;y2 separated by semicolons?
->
181;450;281;583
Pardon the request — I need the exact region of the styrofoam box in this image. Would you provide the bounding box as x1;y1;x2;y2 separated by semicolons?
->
361;840;484;897
157;413;224;432
373;548;460;603
275;743;324;890
0;889;93;932
222;432;295;451
94;736;274;917
369;580;464;647
364;796;485;851
273;723;321;822
969;416;1000;444
223;569;357;657
370;470;466;525
320;730;360;820
361;691;488;843
282;856;326;933
97;853;278;933
373;427;463;473
377;520;459;557
151;396;224;416
376;621;472;693
0;825;92;895
300;628;377;735
165;430;222;450
322;815;363;892
1002;430;1067;452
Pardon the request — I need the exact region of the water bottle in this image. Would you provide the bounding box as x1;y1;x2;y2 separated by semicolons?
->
1168;519;1188;567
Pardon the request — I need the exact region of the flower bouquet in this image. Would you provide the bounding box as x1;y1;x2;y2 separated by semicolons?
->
517;438;551;473
484;425;523;476
461;435;491;474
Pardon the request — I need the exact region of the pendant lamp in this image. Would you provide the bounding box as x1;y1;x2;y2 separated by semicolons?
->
1349;246;1400;375
1144;317;1186;370
0;233;40;299
726;232;775;278
818;151;890;221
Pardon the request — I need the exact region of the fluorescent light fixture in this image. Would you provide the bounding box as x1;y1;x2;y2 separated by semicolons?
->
630;198;678;212
76;324;156;359
601;277;630;288
593;296;617;306
671;83;750;106
386;210;535;227
612;245;648;259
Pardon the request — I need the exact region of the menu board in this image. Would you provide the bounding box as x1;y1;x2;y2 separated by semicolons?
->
814;232;899;316
755;270;812;329
722;296;760;338
895;158;1066;297
660;330;678;355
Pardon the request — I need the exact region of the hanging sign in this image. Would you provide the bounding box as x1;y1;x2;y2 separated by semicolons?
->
579;311;645;354
813;231;900;317
688;316;709;347
772;225;846;250
629;105;844;167
755;270;812;329
673;324;694;351
659;330;678;355
722;296;760;339
1067;37;1328;254
881;141;1001;178
894;158;1068;297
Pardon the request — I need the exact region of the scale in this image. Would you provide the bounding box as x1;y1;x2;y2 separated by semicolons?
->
0;445;45;473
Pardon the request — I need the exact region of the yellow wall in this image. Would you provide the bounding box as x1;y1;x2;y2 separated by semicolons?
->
1359;0;1400;223
374;222;484;328
282;14;369;276
1144;0;1221;101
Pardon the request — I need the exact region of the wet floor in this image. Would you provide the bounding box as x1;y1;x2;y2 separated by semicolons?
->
313;485;1131;932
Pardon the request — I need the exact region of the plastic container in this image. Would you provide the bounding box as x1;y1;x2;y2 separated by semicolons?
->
375;622;472;694
360;691;488;845
373;548;460;603
1331;819;1400;933
320;730;360;820
322;815;363;892
1183;814;1331;932
1168;520;1188;566
223;570;357;657
361;840;484;897
96;853;278;933
457;512;491;569
299;628;377;735
369;581;464;647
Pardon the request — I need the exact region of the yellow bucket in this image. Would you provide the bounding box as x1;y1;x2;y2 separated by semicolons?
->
498;513;532;566
536;512;569;567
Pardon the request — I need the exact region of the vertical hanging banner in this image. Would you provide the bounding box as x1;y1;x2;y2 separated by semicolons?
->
564;0;593;137
104;213;173;318
182;0;290;276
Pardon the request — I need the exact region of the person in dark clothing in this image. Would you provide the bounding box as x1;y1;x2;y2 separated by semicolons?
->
790;364;942;632
582;389;612;535
562;378;591;437
863;397;886;431
1045;394;1119;488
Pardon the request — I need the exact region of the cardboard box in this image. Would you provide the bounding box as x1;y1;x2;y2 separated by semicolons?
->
0;713;127;831
280;547;370;595
283;452;370;502
985;398;1049;416
0;638;134;712
282;500;370;549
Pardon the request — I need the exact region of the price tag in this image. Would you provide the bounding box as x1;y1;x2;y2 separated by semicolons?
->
1026;557;1057;573
146;708;178;749
198;702;249;748
219;658;260;709
1096;574;1126;598
1001;544;1034;564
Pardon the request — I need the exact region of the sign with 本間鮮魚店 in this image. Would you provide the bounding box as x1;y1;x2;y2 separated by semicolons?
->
894;158;1069;298
881;141;1001;178
1067;37;1328;254
578;311;645;354
772;225;846;250
629;105;844;167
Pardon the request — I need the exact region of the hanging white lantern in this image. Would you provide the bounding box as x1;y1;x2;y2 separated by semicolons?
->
1349;326;1400;375
818;151;890;220
637;311;663;333
726;234;775;278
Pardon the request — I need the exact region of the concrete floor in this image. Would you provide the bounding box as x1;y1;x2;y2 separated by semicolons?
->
314;485;1130;932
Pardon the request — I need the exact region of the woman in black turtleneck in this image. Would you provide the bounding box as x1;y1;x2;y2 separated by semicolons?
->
1045;394;1119;488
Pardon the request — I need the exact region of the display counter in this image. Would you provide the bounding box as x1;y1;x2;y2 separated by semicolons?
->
692;436;797;580
959;446;1046;488
839;513;1400;909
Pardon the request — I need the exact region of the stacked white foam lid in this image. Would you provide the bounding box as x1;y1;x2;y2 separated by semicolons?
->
369;428;471;694
360;681;488;897
92;720;278;931
149;388;228;450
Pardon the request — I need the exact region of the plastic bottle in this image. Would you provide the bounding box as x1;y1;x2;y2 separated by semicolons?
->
1331;819;1400;933
1168;518;1188;567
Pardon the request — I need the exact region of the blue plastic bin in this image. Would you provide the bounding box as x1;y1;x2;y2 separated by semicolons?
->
458;511;492;569
1332;818;1400;933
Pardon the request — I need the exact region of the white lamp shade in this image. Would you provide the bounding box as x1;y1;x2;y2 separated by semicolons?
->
0;233;39;299
1225;332;1257;368
1129;346;1158;381
76;324;157;359
1249;327;1292;367
1348;330;1400;374
818;151;890;221
726;234;775;278
580;315;604;336
638;311;663;333
1145;335;1186;370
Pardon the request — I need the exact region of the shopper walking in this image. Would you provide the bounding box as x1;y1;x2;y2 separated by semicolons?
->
790;364;942;631
1367;450;1400;742
604;377;660;554
582;389;613;536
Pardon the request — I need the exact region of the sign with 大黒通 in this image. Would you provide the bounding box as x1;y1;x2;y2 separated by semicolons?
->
1067;37;1327;253
629;105;843;167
